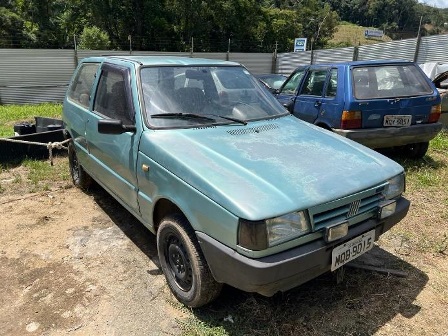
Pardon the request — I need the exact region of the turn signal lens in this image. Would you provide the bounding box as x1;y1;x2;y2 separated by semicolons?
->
378;200;397;219
238;219;268;251
341;110;362;129
429;104;441;123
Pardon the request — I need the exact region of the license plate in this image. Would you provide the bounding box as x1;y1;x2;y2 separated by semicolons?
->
331;230;375;271
383;115;411;127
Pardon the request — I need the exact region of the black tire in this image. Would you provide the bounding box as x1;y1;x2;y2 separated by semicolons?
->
401;142;429;159
68;141;92;190
157;214;222;307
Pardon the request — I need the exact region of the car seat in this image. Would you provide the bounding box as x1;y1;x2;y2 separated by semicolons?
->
175;87;206;113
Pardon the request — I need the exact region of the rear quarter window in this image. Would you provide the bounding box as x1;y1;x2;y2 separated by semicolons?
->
68;63;100;108
353;64;433;99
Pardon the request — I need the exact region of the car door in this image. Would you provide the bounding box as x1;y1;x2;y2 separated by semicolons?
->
64;62;100;165
314;67;343;128
292;67;329;123
85;63;140;213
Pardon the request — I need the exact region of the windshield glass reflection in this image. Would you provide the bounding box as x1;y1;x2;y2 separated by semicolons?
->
140;66;288;128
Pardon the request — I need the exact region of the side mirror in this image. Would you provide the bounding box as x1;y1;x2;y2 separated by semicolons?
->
98;119;136;134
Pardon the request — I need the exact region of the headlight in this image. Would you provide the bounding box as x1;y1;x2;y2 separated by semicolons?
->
266;211;310;246
238;211;310;251
383;173;405;200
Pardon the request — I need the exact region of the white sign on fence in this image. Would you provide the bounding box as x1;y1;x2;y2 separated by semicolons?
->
294;38;307;52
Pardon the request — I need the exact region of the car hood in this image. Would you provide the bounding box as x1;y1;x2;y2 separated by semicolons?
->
142;115;403;220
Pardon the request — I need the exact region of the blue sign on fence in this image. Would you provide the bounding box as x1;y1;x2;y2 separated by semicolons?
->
294;38;307;52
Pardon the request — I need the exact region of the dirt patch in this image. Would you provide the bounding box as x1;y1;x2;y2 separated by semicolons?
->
0;185;184;335
1;155;448;335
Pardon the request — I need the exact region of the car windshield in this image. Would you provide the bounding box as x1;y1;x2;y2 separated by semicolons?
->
140;66;288;128
257;74;287;89
352;64;433;100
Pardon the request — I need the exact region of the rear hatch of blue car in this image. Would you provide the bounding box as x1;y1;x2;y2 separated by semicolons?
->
345;63;440;128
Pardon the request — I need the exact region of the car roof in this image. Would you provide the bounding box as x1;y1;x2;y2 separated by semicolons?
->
309;60;416;67
80;55;240;67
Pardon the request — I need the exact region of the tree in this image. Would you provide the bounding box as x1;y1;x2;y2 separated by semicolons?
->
78;26;110;49
0;6;36;47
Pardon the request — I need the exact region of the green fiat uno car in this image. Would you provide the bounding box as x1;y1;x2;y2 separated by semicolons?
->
63;56;410;307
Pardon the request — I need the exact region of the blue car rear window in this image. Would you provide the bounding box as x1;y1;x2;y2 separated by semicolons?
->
353;64;433;99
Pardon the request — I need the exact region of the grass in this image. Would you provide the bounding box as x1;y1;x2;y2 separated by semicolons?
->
0;103;62;137
399;130;448;189
0;157;70;195
328;23;393;48
0;103;67;194
23;158;70;192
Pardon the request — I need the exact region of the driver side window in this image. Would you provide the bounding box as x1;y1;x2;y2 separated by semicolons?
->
280;70;306;95
94;68;134;125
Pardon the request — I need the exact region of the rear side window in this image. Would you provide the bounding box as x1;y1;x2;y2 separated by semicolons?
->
325;68;338;98
67;63;99;108
353;64;433;99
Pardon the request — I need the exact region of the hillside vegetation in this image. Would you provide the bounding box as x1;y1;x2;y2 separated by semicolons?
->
329;23;393;48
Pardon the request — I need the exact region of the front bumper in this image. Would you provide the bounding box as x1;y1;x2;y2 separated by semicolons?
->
197;197;410;297
334;123;443;148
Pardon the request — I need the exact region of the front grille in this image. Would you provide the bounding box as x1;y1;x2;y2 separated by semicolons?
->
309;184;386;231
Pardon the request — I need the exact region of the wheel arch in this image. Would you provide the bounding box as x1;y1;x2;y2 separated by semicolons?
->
153;198;185;233
314;121;333;131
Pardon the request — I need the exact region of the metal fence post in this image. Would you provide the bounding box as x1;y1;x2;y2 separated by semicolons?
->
414;16;423;62
271;41;278;73
73;34;79;67
352;45;359;61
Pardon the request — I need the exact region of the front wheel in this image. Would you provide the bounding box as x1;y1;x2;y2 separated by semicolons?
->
157;214;222;307
401;141;429;159
68;141;92;190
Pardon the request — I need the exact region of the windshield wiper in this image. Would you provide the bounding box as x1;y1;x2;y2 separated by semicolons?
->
212;115;247;125
151;113;216;121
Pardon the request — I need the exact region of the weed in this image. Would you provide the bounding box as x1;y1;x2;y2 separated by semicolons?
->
12;172;22;184
431;130;448;152
434;234;448;254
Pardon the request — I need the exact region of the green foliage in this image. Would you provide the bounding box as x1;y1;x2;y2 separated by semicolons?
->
0;103;62;137
78;26;110;50
1;0;448;51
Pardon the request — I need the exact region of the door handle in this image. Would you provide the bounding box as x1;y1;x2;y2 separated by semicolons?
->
314;101;322;108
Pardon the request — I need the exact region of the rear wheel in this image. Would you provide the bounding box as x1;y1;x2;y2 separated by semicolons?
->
68;141;92;190
401;142;429;159
157;214;222;307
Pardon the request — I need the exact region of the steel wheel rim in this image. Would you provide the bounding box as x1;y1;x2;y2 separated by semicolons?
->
165;234;192;291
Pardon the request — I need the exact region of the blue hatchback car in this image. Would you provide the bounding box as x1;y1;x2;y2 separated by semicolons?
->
276;61;443;159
